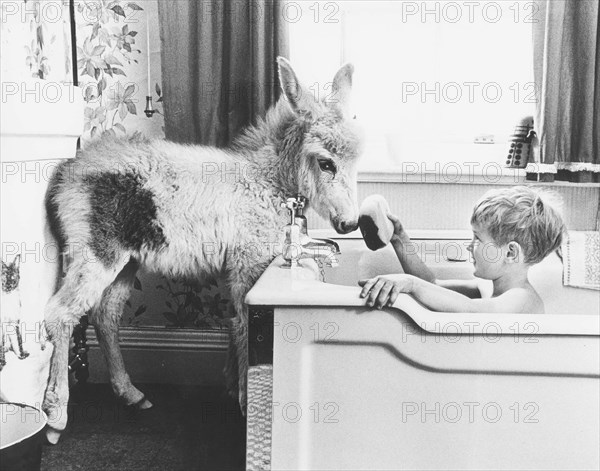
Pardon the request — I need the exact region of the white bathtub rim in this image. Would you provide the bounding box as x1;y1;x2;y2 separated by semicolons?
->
245;256;600;336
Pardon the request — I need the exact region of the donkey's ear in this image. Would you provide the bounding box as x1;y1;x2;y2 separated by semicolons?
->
277;57;318;116
12;254;20;270
331;63;354;118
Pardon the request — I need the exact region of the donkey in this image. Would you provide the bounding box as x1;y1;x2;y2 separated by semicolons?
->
43;57;363;443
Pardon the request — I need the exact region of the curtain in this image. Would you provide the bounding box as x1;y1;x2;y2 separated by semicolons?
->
531;0;600;179
158;1;289;146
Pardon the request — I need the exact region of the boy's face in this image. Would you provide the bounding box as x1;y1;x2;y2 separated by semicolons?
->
467;223;506;279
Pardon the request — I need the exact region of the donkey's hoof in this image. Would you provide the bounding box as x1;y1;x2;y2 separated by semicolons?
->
46;427;62;445
135;396;153;410
238;391;247;417
43;392;67;436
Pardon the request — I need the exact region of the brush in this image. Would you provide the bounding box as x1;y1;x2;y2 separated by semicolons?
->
358;194;394;251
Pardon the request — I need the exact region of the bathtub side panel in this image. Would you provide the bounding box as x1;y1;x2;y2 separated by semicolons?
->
270;307;600;471
299;343;599;470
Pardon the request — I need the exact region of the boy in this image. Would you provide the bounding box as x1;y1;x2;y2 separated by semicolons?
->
359;186;566;314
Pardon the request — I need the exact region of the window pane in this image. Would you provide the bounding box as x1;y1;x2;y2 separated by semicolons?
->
289;1;536;168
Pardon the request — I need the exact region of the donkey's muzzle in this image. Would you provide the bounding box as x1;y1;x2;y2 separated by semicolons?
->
334;219;359;234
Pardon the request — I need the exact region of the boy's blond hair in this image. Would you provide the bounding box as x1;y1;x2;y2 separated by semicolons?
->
471;186;566;264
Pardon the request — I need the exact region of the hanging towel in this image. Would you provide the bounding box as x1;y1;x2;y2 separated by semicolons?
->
562;231;600;291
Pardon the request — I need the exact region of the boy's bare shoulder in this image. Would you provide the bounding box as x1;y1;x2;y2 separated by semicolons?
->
499;286;545;314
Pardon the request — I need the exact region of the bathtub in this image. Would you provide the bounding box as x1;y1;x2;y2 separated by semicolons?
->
245;235;600;471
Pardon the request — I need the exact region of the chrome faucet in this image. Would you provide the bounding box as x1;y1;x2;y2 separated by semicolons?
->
281;196;340;268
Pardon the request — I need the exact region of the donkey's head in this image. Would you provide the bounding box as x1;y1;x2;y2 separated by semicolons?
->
277;57;363;234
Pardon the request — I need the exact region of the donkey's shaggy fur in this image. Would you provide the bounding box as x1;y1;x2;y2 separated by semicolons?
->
43;58;363;442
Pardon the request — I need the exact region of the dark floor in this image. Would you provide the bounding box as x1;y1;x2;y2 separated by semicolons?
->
41;383;246;471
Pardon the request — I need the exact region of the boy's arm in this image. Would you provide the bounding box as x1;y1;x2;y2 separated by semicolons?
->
389;214;436;283
436;279;482;298
389;214;481;297
360;275;531;313
410;277;533;312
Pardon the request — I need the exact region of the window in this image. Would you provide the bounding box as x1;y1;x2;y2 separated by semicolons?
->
289;1;536;173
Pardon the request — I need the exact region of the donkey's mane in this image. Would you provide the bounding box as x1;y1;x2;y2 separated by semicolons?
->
231;99;305;160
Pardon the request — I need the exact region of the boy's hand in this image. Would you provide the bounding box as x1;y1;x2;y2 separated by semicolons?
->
388;213;410;244
358;274;415;309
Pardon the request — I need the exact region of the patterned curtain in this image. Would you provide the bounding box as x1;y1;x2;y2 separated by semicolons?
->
158;1;289;146
531;0;600;181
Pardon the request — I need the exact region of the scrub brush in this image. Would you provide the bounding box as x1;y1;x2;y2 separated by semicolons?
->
358;194;394;251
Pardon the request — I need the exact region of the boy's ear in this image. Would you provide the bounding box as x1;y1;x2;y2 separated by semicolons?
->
505;241;523;263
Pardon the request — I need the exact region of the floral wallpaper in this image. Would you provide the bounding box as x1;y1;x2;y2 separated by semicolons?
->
2;0;231;330
122;274;231;330
74;0;164;141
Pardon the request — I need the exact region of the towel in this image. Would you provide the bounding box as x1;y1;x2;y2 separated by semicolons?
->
246;364;273;471
562;231;600;291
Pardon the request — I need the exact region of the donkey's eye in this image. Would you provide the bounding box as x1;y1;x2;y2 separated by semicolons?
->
318;159;337;174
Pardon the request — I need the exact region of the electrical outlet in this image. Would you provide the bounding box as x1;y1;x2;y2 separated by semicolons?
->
474;134;495;144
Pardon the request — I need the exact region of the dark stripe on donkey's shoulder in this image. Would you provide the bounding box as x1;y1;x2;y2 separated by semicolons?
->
84;172;167;265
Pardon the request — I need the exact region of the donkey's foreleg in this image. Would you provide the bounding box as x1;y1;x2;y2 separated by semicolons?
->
224;324;239;399
43;306;75;445
89;260;152;410
44;259;126;444
229;273;260;415
231;311;248;414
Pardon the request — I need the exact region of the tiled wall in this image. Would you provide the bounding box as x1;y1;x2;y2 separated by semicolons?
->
308;182;599;233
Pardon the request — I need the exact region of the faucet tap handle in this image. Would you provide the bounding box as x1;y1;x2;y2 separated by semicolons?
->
296;195;306;208
295;195;307;216
282;197;300;224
